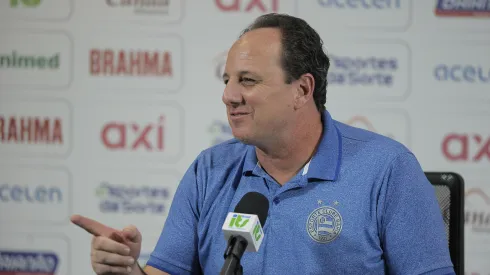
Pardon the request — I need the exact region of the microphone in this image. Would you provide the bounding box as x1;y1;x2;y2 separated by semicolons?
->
220;192;269;275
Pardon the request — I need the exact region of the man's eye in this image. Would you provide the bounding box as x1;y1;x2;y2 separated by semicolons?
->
223;79;229;85
241;78;255;83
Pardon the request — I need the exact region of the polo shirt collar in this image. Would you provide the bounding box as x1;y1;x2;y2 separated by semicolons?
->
306;110;341;182
242;110;342;182
243;145;260;176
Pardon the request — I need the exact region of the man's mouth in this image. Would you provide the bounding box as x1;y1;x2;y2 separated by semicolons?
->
230;112;250;117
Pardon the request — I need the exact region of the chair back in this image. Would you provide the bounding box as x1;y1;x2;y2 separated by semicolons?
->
425;172;464;275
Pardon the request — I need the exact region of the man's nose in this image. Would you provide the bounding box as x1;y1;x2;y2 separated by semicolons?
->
222;80;243;106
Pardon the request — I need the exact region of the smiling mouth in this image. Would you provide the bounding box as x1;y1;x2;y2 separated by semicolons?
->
230;112;250;117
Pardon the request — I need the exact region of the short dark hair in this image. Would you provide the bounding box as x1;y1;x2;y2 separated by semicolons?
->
240;13;330;112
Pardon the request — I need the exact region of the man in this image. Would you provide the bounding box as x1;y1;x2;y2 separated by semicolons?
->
72;13;455;274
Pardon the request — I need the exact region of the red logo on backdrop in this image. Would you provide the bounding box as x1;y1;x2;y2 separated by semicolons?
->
442;133;490;162
213;51;227;81
90;49;173;77
465;188;490;233
101;116;165;151
345;115;395;140
0;116;63;144
215;0;278;12
106;0;170;14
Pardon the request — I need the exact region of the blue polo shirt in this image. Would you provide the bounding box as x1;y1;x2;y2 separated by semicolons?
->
147;110;454;275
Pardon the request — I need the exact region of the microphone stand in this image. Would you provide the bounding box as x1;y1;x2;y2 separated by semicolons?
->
220;235;247;275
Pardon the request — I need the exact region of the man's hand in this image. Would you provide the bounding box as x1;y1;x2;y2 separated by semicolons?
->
71;214;142;274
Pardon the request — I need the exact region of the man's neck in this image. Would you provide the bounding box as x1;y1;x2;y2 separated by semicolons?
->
255;113;323;185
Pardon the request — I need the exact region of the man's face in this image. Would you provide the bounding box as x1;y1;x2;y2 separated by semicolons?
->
222;28;296;145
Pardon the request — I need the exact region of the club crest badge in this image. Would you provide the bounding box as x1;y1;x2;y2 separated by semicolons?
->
306;205;343;244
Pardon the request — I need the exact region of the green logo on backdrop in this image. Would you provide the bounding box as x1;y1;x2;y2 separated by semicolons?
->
11;0;41;7
10;0;41;8
0;51;60;70
229;214;250;228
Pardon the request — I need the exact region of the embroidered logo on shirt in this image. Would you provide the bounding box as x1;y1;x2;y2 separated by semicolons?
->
306;206;343;244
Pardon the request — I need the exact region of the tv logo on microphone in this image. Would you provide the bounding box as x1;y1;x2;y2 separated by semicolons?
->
229;214;263;241
252;220;263;242
223;212;264;251
229;214;250;228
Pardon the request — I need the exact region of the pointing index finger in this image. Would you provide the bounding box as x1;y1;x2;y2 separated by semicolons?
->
70;214;123;241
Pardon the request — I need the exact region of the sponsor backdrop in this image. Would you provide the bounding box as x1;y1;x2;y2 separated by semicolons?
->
0;0;489;274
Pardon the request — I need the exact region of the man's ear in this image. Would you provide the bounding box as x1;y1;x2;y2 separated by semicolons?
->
294;73;315;110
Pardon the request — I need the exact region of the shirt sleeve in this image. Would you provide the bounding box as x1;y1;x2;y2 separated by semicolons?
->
379;152;455;275
146;155;203;275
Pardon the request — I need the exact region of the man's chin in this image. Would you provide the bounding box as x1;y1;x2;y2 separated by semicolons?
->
232;132;254;145
235;136;254;145
231;127;259;145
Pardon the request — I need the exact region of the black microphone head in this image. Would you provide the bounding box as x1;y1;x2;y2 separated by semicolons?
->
234;192;269;227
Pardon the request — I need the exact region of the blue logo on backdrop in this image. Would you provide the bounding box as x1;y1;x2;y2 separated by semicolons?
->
328;55;399;86
0;250;59;275
434;0;490;17
434;64;490;83
208;120;233;146
96;182;170;214
138;252;151;266
318;0;401;9
0;184;62;203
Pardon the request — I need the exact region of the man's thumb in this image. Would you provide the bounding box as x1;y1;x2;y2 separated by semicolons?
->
122;225;141;243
